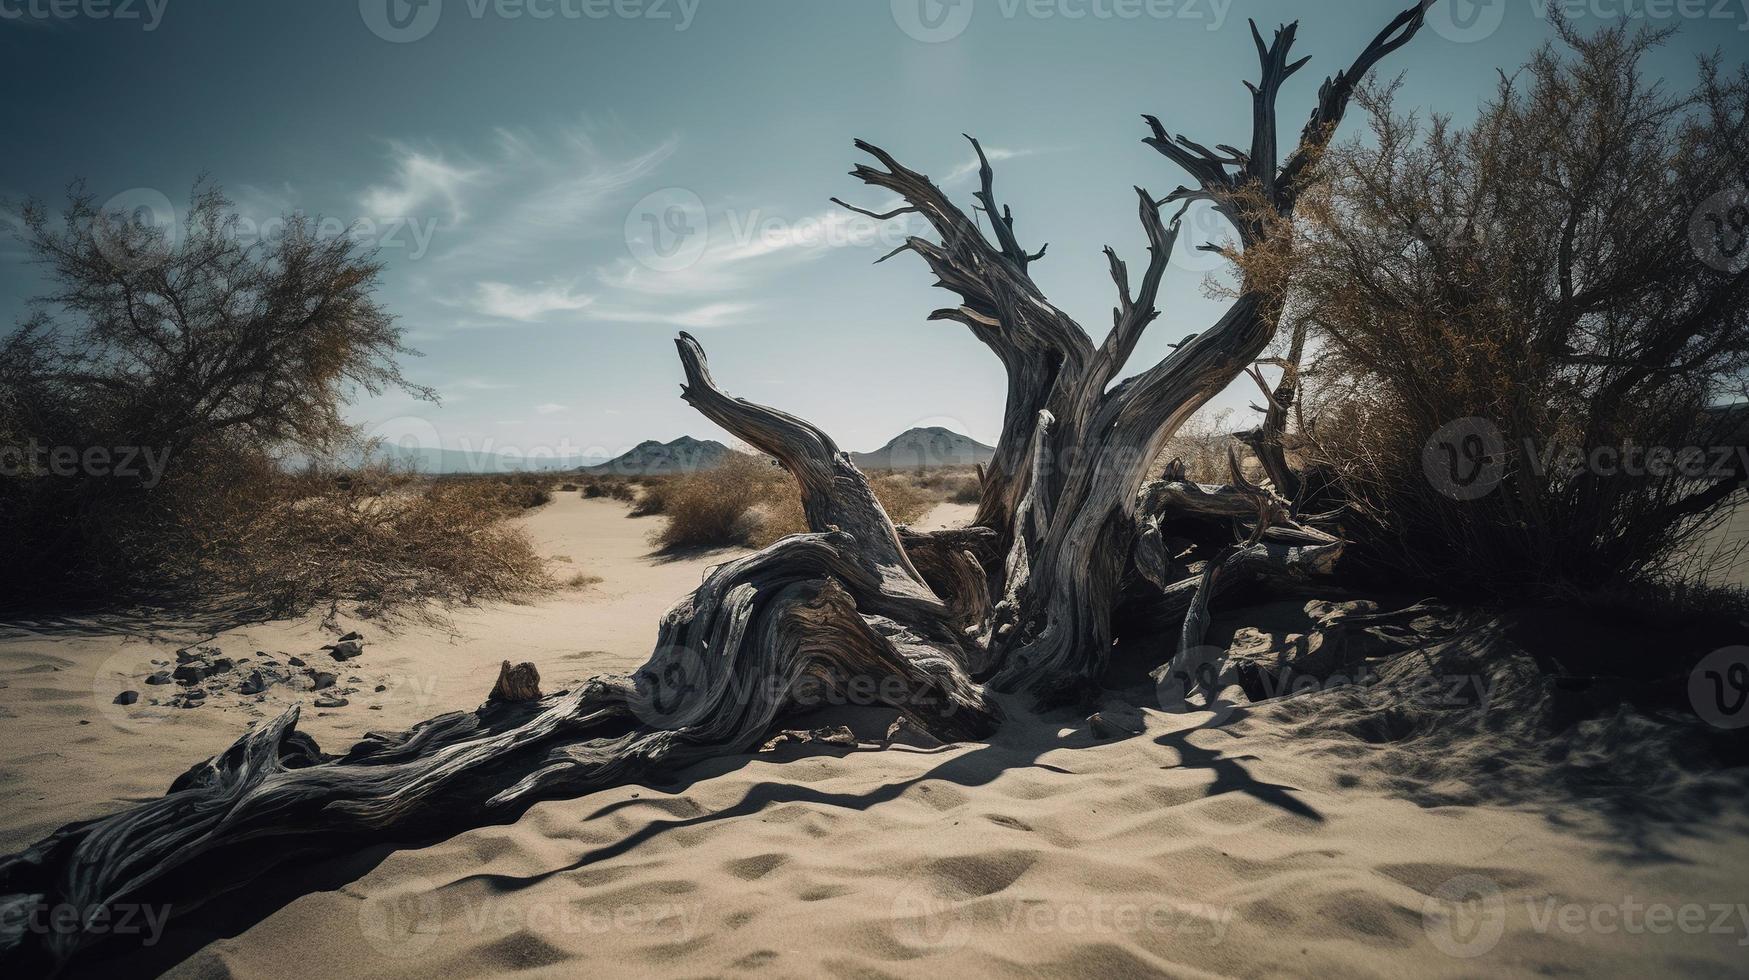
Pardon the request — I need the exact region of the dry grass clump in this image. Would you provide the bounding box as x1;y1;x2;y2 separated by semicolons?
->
647;454;959;552
194;462;552;619
649;453;772;551
628;476;677;516
579;477;637;502
1150;408;1240;485
562;570;603;589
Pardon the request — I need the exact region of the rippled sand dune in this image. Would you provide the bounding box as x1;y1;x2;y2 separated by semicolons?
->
3;493;1746;978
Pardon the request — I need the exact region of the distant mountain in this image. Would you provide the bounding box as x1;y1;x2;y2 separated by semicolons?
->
370;444;609;474
583;436;733;476
851;427;994;470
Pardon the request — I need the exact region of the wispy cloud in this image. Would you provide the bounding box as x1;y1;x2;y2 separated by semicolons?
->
942;146;1048;184
472;281;595;321
436;125;678;266
597;204;913;298
591;301;754;329
361;147;479;222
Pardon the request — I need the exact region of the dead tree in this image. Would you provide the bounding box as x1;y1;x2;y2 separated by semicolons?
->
0;5;1430;970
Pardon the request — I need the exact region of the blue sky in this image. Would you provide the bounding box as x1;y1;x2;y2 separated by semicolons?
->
4;0;1744;461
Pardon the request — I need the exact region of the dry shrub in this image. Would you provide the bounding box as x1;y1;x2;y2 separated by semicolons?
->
947;477;982;505
578;476;636;501
1151;408;1239;484
745;472;939;548
629;476;677;516
194;462;551;619
649;453;953;552
1280;25;1749;599
649;454;773;551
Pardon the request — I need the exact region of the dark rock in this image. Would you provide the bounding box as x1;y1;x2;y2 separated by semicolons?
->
113;691;139;706
884;716;944;749
145;672;172;686
239;670;268;696
1089;702;1145;739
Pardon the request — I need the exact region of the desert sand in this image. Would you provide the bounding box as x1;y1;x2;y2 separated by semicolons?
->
3;493;1747;977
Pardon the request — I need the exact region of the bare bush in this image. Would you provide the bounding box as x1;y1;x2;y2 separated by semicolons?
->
648;453;771;551
1278;22;1749;599
0;183;549;614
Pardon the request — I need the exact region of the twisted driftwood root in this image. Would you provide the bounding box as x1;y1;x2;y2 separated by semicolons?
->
0;6;1428;970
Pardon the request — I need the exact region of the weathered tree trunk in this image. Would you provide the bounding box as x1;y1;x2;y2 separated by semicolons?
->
0;5;1429;971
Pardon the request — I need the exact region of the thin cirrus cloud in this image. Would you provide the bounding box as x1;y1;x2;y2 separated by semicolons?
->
360;122;926;332
596;204;916;298
939;145;1049;185
360;148;480;223
436;127;680;267
467;280;750;330
472;281;595;321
